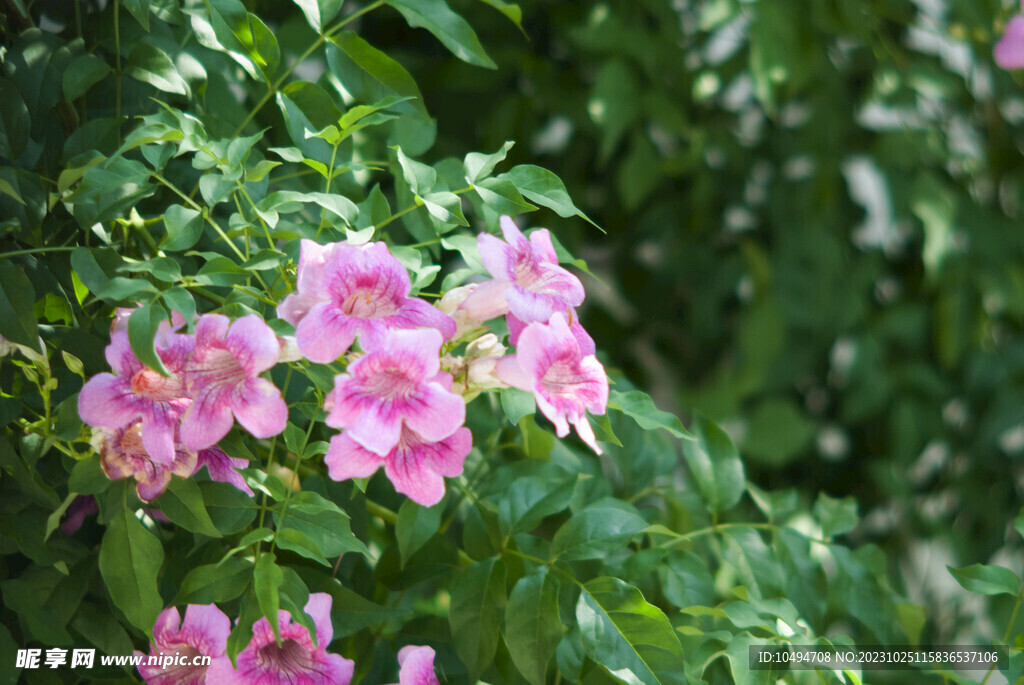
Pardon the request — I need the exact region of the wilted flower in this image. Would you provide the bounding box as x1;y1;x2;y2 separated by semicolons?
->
79;328;193;465
136;604;231;684
497;313;608;454
180;314;287;450
324;328;465;457
206;593;353;685
460;215;584;324
326;425;471;506
95;423;197;502
279;240;455;363
388;645;441;685
996;14;1024;69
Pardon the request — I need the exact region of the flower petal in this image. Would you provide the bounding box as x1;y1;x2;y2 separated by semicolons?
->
325;433;385;481
78;374;140;428
180;603;230;656
180;388;235;450
996;16;1024;69
233;378;287;439
403;384;466;443
225;314;281;374
296;302;359;363
305;592;334;648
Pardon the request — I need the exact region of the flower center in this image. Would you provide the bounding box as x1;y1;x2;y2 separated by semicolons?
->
189;347;247;391
131;368;185;401
363;365;419;399
158;643;208;685
257;638;315;677
340;288;398;318
541;358;587;395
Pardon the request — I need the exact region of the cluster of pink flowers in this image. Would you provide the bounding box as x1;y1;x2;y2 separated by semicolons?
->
78;311;286;500
136;596;440;684
76;216;607;508
997;2;1024;69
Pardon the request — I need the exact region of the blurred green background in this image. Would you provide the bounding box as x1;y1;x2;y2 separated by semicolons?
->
354;0;1024;646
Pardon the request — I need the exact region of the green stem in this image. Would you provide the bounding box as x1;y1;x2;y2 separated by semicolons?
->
314;142;340;241
113;0;121;120
980;588;1024;685
374;186;474;232
0;246;77;259
366;500;398;525
657;521;830;549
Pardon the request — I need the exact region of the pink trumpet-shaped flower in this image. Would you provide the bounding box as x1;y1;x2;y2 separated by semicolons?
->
78;327;193;465
497;313;608;454
326;426;471;506
279;240;455;363
180;314;287;450
324;328;465;457
387;645;441;685
460;215;585;324
95;423;197;502
996;15;1024;69
507;311;595;356
206;593;353;685
135;604;231;684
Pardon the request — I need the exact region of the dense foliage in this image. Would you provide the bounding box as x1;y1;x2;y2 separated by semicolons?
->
1;0;1023;683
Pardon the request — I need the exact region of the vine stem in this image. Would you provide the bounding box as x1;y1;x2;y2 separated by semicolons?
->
656;521;830;549
979;587;1023;685
0;246;77;259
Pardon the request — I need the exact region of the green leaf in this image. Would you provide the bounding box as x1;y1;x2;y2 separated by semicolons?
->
99;507;164;634
1016;507;1024;542
63;53;112;101
813;492;859;539
421;190;469;227
497;476;574;536
243;12;280;80
254;552;284;641
275;528;331;567
128;304;170;377
291;0;344;32
500;164;599;228
474;177;538;215
201;481;258;535
0;177;25;206
465;141;514;182
330;585;411;638
397;499;443;566
550;500;647;561
173;558;252;604
122;0;151;29
190;0;260;80
98;276;159;302
609;390;690;439
449;558;506;681
69;455;111;495
476;0;524;30
273;491;369;558
126;43;189;96
948;564;1021;597
657;550;714;609
385;0;496;69
395;146;437;195
505;567;561;685
0;261;38;348
721;527;783;599
326;33;429;121
155;477;221;537
681;414;745;515
0;77;30;161
576;576;686;685
500;387;535;425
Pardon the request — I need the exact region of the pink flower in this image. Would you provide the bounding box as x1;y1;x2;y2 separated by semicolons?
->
507;311;594;356
388;645;440;685
195;446;254;496
78;328;193;465
460;215;585;324
206;593;353;685
135;604;231;684
324;328;465;456
497;313;608;454
180;314;287;451
94;423;197;502
326;426;471;506
996;15;1024;69
279;240;455;363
